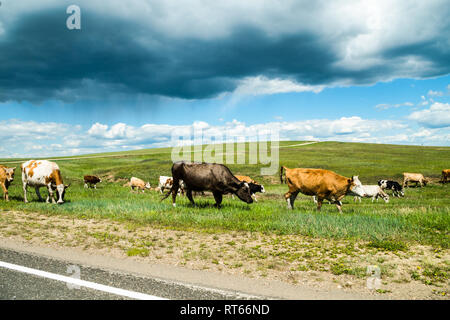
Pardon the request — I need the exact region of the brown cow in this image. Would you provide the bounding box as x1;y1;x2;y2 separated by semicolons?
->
84;175;102;189
403;173;428;188
130;177;151;192
0;165;15;201
280;166;365;213
441;169;450;183
234;175;257;184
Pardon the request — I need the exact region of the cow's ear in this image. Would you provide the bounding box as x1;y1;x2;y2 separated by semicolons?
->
348;178;353;184
65;183;71;188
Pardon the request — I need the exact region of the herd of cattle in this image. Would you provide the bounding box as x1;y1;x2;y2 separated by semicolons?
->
0;160;448;212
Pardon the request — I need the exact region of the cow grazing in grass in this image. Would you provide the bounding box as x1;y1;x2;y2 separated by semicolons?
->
21;160;69;204
158;176;185;195
248;182;265;202
84;175;102;189
441;169;450;183
378;180;404;197
130;177;151;192
403;173;428;188
0;165;16;201
352;185;389;203
234;175;265;202
280;166;365;213
161;162;253;208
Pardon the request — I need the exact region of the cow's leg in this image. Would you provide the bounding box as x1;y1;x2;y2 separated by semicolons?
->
284;185;298;209
335;201;342;213
47;184;56;204
35;187;43;202
289;191;299;209
94;184;97;189
171;181;180;207
84;183;88;189
213;191;223;208
252;193;258;202
316;197;324;211
23;182;28;203
1;182;8;201
185;189;195;206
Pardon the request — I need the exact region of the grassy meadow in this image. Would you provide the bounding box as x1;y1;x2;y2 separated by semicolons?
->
1;141;449;248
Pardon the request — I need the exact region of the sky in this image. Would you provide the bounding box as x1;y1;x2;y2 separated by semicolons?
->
0;0;449;158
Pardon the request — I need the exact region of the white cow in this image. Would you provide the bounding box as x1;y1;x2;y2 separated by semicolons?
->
21;160;69;204
352;185;389;203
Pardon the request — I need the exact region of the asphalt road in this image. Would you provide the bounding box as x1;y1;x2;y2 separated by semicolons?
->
0;247;260;300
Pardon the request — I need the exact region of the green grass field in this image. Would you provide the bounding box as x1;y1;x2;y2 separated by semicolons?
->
1;141;449;248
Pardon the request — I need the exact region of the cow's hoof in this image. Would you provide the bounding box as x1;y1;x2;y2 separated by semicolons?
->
172;203;176;208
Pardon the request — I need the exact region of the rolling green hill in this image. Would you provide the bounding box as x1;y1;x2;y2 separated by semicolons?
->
1;141;449;247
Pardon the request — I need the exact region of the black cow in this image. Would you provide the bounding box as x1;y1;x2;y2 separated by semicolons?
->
161;162;253;208
378;180;404;197
84;175;102;189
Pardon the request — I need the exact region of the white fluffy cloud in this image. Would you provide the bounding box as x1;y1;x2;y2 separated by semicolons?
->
1;114;448;158
408;102;450;128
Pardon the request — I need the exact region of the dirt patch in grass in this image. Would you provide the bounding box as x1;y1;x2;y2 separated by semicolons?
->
0;210;448;300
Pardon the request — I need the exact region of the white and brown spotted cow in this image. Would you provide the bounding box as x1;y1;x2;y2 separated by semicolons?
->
21;160;69;204
158;176;185;195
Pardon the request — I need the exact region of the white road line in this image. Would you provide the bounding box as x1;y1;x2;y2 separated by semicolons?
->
0;260;167;300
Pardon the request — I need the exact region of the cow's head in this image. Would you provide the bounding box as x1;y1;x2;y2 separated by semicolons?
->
249;183;265;194
378;180;387;189
3;167;15;183
52;183;70;204
258;184;266;193
348;176;365;197
234;182;253;204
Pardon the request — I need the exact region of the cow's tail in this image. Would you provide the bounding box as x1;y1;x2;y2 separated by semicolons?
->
280;166;286;184
160;186;173;201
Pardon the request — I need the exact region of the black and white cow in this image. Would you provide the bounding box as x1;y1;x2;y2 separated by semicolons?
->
231;182;265;202
378;180;404;197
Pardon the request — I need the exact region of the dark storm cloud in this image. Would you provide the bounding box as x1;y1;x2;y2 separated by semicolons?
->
0;3;449;103
0;9;336;102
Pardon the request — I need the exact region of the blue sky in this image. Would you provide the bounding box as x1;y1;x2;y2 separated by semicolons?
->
0;1;449;157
